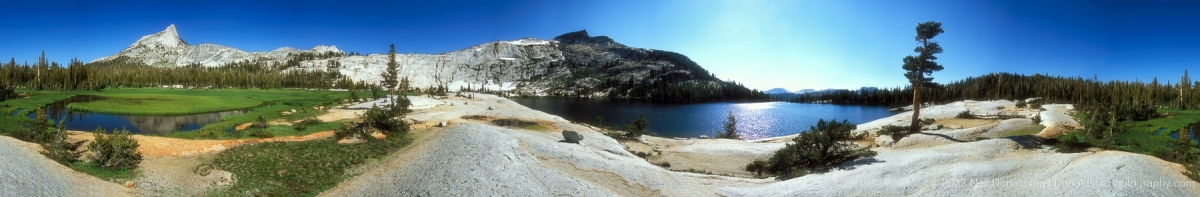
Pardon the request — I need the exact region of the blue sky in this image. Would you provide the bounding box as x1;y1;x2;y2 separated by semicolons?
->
2;0;1200;91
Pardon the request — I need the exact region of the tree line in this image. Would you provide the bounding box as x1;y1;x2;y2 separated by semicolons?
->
0;52;358;95
789;72;1198;111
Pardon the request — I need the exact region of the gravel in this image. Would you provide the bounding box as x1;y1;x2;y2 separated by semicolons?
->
0;136;131;196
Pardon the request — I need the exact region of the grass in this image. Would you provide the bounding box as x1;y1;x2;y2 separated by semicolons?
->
68;94;261;115
210;137;411;196
0;87;368;140
68;162;138;182
999;124;1046;137
0;91;75;133
1068;109;1200;155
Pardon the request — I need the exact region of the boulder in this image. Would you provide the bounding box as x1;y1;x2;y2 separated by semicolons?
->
699;135;710;139
927;124;942;130
562;130;584;143
438;122;447;127
487;106;495;110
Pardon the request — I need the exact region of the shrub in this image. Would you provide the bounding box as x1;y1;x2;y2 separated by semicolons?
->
744;160;768;177
334;122;372;141
1050;131;1091;153
594;116;605;129
956;110;975;119
920;118;935;125
88;128;143;170
758;119;875;180
877;124;911;142
1015;100;1027;108
0;84;16;102
622;114;649;139
248;128;274;138
293;118;323;131
40;120;85;166
364;104;407;136
1127;103;1159;121
13;107;52;143
251;115;269;129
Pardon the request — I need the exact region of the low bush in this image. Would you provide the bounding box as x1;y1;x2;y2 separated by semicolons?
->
877;124;911;142
1015;100;1027;108
293;118;323;131
364;104;407;137
248;128;275;138
920;118;935;125
1050;131;1092;153
622;114;649;139
251;115;269;129
334;122;372;141
744;160;768;177
956;110;975;119
12;107;52;143
88;128;143;170
754;119;876;180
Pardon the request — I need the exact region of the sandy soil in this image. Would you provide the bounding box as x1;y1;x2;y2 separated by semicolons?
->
65;130;334;158
132;154;234;196
935;118;1000;129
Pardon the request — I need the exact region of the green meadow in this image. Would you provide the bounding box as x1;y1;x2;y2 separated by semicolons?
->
1;88;378;139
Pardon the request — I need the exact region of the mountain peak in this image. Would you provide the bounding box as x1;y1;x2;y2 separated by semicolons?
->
312;45;342;53
554;30;615;45
132;24;188;49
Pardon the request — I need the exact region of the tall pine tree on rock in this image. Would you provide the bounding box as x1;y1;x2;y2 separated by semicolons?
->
382;44;399;109
902;21;945;136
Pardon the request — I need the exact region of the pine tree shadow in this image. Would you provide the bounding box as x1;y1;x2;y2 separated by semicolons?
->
834;156;885;171
1001;135;1045;149
912;132;971;142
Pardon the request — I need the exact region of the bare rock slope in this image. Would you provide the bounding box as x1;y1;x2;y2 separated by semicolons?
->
323;96;1200;196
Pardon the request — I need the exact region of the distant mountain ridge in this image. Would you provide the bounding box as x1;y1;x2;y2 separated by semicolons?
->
94;26;768;102
92;24;342;67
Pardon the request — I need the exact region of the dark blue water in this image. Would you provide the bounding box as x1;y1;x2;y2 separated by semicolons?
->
1167;124;1200;148
27;96;244;136
510;98;898;140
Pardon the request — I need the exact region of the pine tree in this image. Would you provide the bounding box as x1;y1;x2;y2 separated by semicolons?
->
382;44;399;108
902;21;945;135
719;112;739;139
